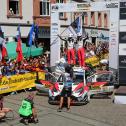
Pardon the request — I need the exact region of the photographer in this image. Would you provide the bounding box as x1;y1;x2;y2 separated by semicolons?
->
57;64;73;112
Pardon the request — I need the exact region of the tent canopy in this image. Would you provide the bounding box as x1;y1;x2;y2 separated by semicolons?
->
6;41;43;59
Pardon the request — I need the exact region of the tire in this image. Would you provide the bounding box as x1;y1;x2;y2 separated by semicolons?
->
82;94;89;105
48;99;59;105
36;91;48;96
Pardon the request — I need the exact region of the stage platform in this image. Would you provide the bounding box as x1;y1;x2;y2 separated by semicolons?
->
114;86;126;104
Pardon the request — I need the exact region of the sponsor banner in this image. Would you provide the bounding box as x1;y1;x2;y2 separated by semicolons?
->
109;14;119;69
51;11;60;66
120;2;126;20
119;44;126;55
119;68;126;85
0;72;45;94
120;2;126;8
119;55;126;67
38;72;45;80
106;2;118;8
51;3;90;12
76;3;90;11
85;56;100;67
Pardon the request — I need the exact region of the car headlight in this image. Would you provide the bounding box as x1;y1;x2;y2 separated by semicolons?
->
74;87;83;94
52;87;57;92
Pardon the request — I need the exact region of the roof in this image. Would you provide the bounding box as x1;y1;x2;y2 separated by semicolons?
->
6;41;43;59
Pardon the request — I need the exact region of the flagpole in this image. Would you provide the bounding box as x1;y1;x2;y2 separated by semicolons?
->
26;47;29;58
50;12;86;46
30;46;31;57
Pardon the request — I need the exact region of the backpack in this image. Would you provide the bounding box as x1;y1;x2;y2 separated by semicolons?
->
18;99;32;116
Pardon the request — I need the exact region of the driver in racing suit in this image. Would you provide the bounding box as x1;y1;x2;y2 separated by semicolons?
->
57;64;73;112
58;34;76;65
76;33;88;67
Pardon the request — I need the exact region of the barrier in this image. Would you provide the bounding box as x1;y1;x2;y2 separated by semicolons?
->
0;72;45;94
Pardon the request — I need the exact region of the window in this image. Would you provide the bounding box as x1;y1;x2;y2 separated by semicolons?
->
104;13;108;28
96;74;111;82
9;0;20;15
84;13;88;25
87;75;95;83
98;13;102;27
7;0;22;18
91;12;95;26
56;0;64;19
40;0;50;16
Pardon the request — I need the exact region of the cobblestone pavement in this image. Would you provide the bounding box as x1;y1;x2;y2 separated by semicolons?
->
0;91;126;126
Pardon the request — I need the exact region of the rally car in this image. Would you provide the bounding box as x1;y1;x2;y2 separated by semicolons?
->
36;72;57;95
48;67;89;105
86;71;116;97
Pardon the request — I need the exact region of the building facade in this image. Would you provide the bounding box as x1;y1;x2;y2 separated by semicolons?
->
71;0;110;45
0;0;110;51
0;0;71;51
0;0;33;39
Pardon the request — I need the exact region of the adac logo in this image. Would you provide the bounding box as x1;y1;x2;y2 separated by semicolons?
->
106;3;118;8
52;5;59;11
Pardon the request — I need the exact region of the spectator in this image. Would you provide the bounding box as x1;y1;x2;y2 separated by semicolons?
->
0;62;3;77
0;112;5;119
18;92;38;125
57;64;73;112
9;8;14;15
0;95;12;116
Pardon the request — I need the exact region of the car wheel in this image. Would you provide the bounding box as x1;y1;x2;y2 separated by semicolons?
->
48;99;59;105
82;94;89;105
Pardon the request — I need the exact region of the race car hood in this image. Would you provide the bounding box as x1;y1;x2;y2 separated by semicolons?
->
87;82;108;88
40;80;53;87
73;82;89;92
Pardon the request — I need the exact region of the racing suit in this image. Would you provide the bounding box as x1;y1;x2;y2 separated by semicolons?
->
58;36;76;65
77;39;85;67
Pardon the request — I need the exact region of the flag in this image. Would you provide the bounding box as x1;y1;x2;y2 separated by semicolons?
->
75;16;82;34
34;25;39;48
17;25;21;39
0;37;8;61
0;26;4;38
16;25;23;62
0;26;7;61
2;40;8;59
26;24;35;47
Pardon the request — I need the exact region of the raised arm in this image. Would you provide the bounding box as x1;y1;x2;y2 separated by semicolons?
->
57;34;67;42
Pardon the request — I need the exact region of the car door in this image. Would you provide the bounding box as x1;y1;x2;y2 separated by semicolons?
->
57;75;64;91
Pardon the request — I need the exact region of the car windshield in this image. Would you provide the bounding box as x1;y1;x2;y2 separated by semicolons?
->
96;73;112;82
73;72;84;84
45;72;57;83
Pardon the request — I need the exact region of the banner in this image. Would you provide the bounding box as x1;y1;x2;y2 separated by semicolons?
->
38;71;45;80
85;56;100;67
0;72;45;94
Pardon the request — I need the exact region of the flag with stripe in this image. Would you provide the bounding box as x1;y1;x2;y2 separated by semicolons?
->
16;25;23;62
0;26;8;61
26;24;35;47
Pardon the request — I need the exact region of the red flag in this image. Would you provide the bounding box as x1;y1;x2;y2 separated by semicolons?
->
16;37;23;62
2;42;8;58
16;25;23;62
0;37;8;61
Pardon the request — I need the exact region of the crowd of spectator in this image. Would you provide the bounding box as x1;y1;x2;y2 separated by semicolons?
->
0;53;50;77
